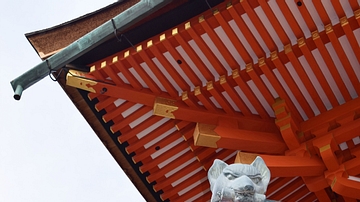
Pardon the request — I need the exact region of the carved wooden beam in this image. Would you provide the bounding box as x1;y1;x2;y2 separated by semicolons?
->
235;152;325;177
193;123;287;154
66;70;279;133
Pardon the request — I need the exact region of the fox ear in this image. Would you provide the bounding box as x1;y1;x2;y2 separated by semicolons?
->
251;156;271;189
208;159;228;190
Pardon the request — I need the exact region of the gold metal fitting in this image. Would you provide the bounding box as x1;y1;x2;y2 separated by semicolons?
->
185;22;191;30
206;81;214;90
297;37;306;48
312;30;320;40
340;16;349;26
147;40;153;48
258;57;265;67
325;24;333;34
194;86;201;96
181;91;188;101
284;44;292;54
172;28;178;36
232;69;240;78
245;63;253;72
112;56;118;63
219;75;226;85
124;50;130;58
153;97;178;119
90;65;96;72
160;34;166;41
136;45;142;52
270;51;278;60
199;15;205;23
101;61;106;68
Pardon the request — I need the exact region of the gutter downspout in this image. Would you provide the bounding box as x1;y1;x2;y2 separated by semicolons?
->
10;0;172;100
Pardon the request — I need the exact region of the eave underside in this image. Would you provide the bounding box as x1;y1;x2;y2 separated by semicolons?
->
30;0;360;201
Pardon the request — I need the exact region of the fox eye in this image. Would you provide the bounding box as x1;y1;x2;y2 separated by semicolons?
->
251;177;261;184
224;173;236;180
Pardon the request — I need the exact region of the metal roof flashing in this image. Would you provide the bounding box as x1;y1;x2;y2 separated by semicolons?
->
10;0;172;100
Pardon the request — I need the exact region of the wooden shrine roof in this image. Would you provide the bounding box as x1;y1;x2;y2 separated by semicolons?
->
27;0;360;201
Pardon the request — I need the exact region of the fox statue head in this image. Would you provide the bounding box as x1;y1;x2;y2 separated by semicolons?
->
208;157;271;202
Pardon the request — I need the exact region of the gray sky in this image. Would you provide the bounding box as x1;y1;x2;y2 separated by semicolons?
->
0;1;145;201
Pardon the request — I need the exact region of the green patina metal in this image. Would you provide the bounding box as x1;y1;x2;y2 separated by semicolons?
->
10;0;172;100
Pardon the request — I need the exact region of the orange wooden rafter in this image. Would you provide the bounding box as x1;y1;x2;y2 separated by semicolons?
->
327;171;360;199
179;124;196;141
185;21;227;76
312;189;332;202
301;97;360;133
312;1;331;25
219;75;253;116
175;120;192;131
246;63;275;106
100;61;124;85
102;101;134;123
166;177;209;202
160;173;207;200
349;0;359;10
295;0;317;32
145;150;195;183
283;184;311;202
193;122;286;154
302;175;329;195
156;168;205;196
330;0;346;17
213;7;252;63
206;81;235;115
259;58;303;121
270;177;304;201
193;190;212;202
275;0;303;38
137;45;179;97
271;51;314;118
125;120;176;155
193;86;219;112
118;115;163;143
325;23;360;96
67;70;278;133
199;15;238;69
154;161;204;192
311;30;352;102
147;39;189;91
232;69;270;119
110;106;151;133
227;2;265;58
235;152;325;177
257;0;290;45
356;9;360;26
340;16;360;65
266;177;295;197
284;44;327;113
139;141;189;174
240;0;277;51
160;34;203;86
94;97;118;112
125;51;162;94
272;98;301;150
297;37;339;107
171;28;214;81
172;185;210;202
111;56;143;90
193;146;217;163
181;91;199;108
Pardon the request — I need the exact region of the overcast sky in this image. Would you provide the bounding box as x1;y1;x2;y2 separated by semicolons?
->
0;1;145;201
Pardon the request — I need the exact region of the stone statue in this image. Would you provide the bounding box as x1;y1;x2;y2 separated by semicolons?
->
208;156;271;202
